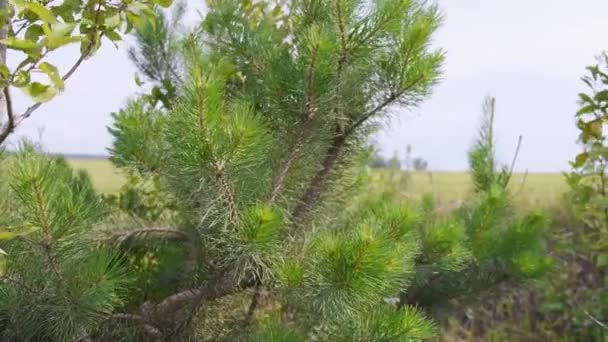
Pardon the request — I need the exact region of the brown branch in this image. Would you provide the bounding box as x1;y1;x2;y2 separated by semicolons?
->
502;134;523;188
268;45;320;203
345;72;428;137
0;0;10;146
290;72;429;224
105;227;191;245
109;313;162;341
290;133;346;224
243;284;263;326
344;93;398;137
289;2;354;223
153;277;241;316
0;87;14;145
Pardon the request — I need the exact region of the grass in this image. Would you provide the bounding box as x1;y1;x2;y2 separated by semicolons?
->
407;171;567;208
67;159;569;209
67;159;125;194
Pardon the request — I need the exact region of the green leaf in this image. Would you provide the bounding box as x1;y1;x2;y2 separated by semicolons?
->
20;82;57;102
585;119;603;138
134;73;144;86
12;0;58;24
0;231;16;240
577;104;597;116
42;22;82;50
0;36;39;50
25;24;44;42
0;247;6;255
51;3;76;22
126;11;145;32
152;0;173;8
574;152;589;168
39;62;64;90
595;89;608;102
0;64;10;79
104;30;122;42
12;70;30;87
105;12;121;29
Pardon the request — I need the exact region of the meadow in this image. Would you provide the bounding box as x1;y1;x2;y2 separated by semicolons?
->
69;158;568;210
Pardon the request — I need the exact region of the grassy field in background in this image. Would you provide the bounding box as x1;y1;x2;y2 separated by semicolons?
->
406;171;567;208
67;159;568;208
68;159;125;194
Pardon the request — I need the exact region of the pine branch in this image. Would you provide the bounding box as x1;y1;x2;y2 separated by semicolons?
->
213;160;239;225
268;44;320;203
290;133;346;224
108;313;162;341
502;135;523;188
290;1;355;224
345;92;398;137
0;274;38;295
198;88;240;225
290;72;428;224
152;276;242;316
104;227;191;245
335;0;348;55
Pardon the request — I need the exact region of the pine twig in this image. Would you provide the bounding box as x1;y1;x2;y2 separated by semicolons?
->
582;308;608;330
197;87;240;225
503;135;523;188
268;44;320;203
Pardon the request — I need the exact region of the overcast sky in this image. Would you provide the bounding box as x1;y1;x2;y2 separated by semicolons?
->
6;0;608;172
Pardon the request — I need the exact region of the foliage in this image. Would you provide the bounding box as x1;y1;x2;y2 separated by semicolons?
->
0;147;131;340
468;96;521;193
353;96;551;319
2;0;446;340
128;0;186;109
0;0;173;145
104;0;444;339
551;51;608;339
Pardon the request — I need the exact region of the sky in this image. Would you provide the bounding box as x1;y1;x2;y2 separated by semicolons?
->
6;0;608;172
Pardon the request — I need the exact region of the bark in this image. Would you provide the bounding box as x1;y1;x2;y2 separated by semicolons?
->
290;134;346;224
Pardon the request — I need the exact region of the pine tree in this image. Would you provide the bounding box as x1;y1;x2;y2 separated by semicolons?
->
0;1;551;341
2;0;445;340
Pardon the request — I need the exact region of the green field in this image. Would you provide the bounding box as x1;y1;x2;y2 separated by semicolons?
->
68;159;125;194
68;159;568;209
406;171;567;208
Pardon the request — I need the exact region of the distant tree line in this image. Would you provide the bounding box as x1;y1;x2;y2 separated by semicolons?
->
369;144;429;171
